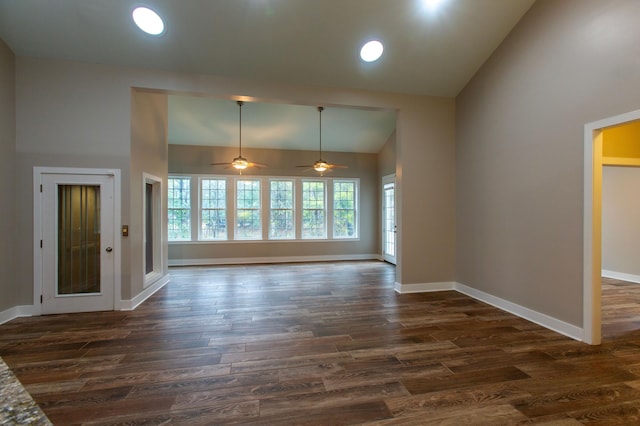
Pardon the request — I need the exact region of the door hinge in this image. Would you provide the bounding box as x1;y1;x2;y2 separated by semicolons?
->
40;240;43;248
40;184;43;192
40;295;43;304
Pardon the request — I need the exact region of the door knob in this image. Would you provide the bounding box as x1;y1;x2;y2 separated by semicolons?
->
106;247;113;253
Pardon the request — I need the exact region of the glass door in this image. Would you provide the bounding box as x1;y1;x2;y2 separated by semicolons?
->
382;176;396;265
57;184;102;295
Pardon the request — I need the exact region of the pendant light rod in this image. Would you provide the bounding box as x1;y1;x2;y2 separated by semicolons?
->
237;100;244;157
318;106;324;159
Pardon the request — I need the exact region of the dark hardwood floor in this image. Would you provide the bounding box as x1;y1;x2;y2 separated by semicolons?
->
2;262;640;425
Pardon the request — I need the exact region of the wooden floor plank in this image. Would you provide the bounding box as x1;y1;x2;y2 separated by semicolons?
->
2;262;640;424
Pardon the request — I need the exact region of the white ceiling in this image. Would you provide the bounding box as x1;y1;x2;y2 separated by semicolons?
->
0;0;535;153
169;97;397;153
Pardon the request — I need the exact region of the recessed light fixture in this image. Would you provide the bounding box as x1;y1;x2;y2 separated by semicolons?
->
360;40;384;62
132;6;165;36
423;0;446;10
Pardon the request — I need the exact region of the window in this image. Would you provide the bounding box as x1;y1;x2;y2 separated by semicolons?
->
333;180;357;238
270;180;294;239
168;177;191;241
143;174;163;287
302;180;326;239
236;179;261;240
145;182;154;274
201;178;227;240
168;175;358;242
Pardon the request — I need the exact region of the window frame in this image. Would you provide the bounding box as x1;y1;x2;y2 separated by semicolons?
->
167;176;192;242
301;179;327;240
143;173;164;287
269;179;295;240
167;174;359;243
199;177;228;241
235;178;262;241
332;179;359;239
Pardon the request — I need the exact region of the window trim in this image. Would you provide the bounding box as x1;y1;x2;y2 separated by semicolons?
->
167;175;192;242
199;176;228;241
235;178;262;241
168;174;359;244
332;179;359;239
269;179;296;240
143;173;163;288
301;179;327;240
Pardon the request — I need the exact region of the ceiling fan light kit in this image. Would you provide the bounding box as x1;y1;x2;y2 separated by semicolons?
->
231;157;249;170
313;161;329;172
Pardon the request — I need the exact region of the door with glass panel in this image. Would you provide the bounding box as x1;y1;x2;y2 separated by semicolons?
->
40;173;115;314
382;176;396;265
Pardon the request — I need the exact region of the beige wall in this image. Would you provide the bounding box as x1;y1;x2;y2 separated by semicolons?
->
377;130;397;256
456;0;640;326
378;130;396;179
14;58;132;306
602;166;640;279
168;144;379;262
9;55;455;309
398;97;455;284
0;39;16;312
130;90;169;299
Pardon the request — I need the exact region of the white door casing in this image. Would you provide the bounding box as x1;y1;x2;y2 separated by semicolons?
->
584;109;640;345
34;167;121;314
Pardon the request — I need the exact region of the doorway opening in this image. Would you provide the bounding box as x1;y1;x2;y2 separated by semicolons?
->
584;109;640;345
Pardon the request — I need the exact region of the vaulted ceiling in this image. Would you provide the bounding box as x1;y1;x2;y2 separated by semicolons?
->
0;0;535;152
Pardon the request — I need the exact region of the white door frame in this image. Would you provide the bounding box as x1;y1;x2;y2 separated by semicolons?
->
382;174;396;264
583;109;640;345
33;167;122;315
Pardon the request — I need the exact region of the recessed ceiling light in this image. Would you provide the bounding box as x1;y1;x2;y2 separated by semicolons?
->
360;40;384;62
423;0;446;10
132;6;165;36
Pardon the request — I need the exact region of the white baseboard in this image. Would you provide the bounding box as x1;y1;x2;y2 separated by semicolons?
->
602;269;640;284
169;253;381;267
121;274;170;311
7;273;583;342
1;276;170;322
392;279;583;342
394;281;455;293
0;305;36;325
455;282;583;341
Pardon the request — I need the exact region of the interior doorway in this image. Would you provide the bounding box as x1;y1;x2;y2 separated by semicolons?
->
584;110;640;345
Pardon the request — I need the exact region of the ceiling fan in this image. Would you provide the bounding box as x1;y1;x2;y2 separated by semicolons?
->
211;100;266;172
297;106;347;174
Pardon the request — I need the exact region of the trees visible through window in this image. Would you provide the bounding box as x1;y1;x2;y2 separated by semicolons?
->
270;180;294;239
201;178;226;240
302;181;326;239
333;180;357;238
168;177;191;241
236;179;261;240
168;175;357;242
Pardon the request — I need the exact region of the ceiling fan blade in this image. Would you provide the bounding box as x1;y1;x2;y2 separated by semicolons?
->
327;164;348;169
296;165;313;168
210;162;230;166
247;162;267;168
